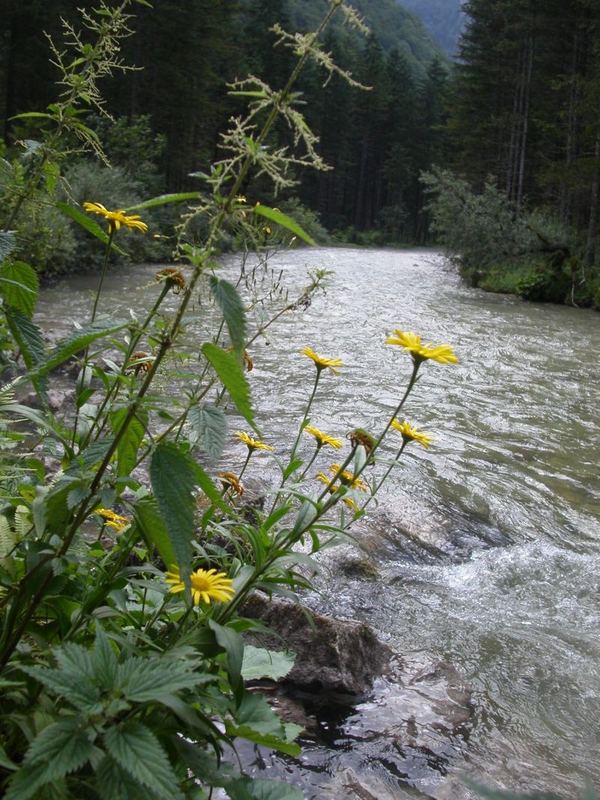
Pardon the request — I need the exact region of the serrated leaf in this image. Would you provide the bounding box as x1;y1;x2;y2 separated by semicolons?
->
21;665;100;712
241;646;295;682
210;276;246;354
188;403;227;461
28;320;128;378
253;204;316;245
0;261;39;317
125;191;201;211
4;307;47;399
201;343;255;431
56;202;126;255
116;656;206;702
0;230;17;262
95;756;152;800
133;496;176;567
111;407;147;477
150;442;197;578
22;717;93;782
103;721;182;800
94;627;118;686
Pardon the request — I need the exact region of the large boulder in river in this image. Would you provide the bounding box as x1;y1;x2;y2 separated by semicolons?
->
242;594;394;699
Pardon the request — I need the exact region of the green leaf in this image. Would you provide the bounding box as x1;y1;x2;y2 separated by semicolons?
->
190;460;232;515
241;646;295;681
0;261;39;317
188;403;227;461
0;743;17;771
209;619;244;702
95;757;149;800
150;442;197;576
201;343;255;431
116;656;206;702
4;307;45;369
21;717;93;782
0;230;17;262
253;204;316;245
103;721;182;800
226;778;304;800
124;191;201;211
94;627;119;686
210;276;246;354
227;692;301;757
111;407;147;477
21;665;100;712
133;497;176;567
28;320;128;378
56;202;125;255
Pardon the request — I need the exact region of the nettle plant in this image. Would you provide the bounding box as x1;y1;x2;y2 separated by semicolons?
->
0;2;458;798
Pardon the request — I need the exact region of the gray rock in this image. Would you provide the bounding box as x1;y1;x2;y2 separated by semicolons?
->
243;594;393;699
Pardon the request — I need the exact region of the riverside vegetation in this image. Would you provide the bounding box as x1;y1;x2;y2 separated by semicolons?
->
0;2;461;798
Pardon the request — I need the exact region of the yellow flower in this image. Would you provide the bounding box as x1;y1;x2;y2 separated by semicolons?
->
385;329;458;365
83;201;148;234
329;464;368;492
304;425;343;450
165;566;235;606
302;346;343;374
95;507;129;533
236;431;274;451
391;419;433;448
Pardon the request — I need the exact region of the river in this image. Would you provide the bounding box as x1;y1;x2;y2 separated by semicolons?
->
37;247;600;798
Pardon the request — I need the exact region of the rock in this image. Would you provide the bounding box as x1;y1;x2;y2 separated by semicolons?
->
339;556;381;580
243;594;394;699
24;388;72;412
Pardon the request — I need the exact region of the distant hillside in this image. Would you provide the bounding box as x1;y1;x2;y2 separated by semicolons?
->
397;0;466;56
286;0;445;79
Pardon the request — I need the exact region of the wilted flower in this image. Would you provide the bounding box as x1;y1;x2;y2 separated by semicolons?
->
156;267;186;293
218;471;244;496
126;351;154;375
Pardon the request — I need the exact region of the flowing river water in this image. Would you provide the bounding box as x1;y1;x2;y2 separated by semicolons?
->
37;248;600;799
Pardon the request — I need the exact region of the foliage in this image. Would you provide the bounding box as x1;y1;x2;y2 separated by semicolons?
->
0;2;459;798
422;167;600;305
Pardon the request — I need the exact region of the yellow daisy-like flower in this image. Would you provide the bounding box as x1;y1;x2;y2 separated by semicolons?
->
385;329;458;365
165;566;235;606
236;431;274;451
329;464;368;492
391;419;433;448
302;347;343;374
304;425;343;450
83;201;148;234
95;507;130;533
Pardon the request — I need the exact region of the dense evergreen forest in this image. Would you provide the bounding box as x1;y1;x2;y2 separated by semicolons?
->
398;0;466;56
1;0;600;306
0;0;447;254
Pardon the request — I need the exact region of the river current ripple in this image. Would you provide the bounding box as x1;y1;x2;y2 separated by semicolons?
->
38;248;600;797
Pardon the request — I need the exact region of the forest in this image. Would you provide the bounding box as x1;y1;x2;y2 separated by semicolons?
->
3;0;600;306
